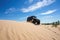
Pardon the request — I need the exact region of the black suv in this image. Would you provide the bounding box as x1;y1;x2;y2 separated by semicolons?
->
27;16;40;25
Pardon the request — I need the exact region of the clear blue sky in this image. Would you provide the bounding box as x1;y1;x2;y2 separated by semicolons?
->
0;0;60;23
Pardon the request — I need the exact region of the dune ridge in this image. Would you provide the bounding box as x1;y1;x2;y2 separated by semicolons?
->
0;20;60;40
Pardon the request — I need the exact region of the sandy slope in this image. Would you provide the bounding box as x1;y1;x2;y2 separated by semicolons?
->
0;20;60;40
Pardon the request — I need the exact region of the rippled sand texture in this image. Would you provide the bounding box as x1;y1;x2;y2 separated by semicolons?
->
0;20;60;40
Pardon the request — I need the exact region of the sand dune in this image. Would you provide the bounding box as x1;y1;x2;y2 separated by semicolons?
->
0;20;60;40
